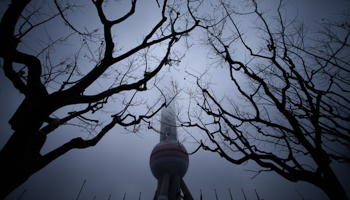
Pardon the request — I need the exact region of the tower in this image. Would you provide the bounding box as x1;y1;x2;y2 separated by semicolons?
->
150;105;193;200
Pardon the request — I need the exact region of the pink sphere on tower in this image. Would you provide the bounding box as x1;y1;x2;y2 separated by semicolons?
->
150;138;189;179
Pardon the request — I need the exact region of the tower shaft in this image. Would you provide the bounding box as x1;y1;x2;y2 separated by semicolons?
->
160;105;177;141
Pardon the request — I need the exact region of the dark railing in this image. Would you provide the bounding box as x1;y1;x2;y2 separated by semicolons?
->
16;180;263;200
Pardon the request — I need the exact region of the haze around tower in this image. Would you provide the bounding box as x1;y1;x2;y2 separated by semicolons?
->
160;102;177;142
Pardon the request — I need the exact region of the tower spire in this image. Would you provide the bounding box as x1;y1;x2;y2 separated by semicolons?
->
160;103;177;142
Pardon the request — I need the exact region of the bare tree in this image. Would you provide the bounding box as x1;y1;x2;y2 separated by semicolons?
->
182;0;350;199
0;0;200;198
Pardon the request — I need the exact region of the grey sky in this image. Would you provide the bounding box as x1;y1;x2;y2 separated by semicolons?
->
1;0;350;199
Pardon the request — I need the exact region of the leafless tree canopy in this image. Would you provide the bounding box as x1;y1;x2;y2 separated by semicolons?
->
0;0;200;198
181;0;350;199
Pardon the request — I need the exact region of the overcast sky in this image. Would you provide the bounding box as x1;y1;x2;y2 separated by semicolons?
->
1;0;350;200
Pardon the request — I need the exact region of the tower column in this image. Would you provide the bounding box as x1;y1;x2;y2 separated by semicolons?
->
158;172;170;200
180;178;194;200
170;175;181;200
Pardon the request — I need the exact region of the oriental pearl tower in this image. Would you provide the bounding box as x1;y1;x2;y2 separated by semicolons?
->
150;104;193;200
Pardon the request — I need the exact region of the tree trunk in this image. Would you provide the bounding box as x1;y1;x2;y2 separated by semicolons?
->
317;167;348;200
0;157;32;200
0;130;44;199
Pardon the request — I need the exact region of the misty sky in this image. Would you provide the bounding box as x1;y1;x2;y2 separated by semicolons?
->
1;0;350;200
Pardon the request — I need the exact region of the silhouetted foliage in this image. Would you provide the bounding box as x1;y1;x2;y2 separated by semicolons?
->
182;0;350;199
0;0;200;198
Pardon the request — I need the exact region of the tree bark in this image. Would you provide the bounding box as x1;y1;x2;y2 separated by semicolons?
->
0;158;32;200
316;167;348;200
0;131;41;199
